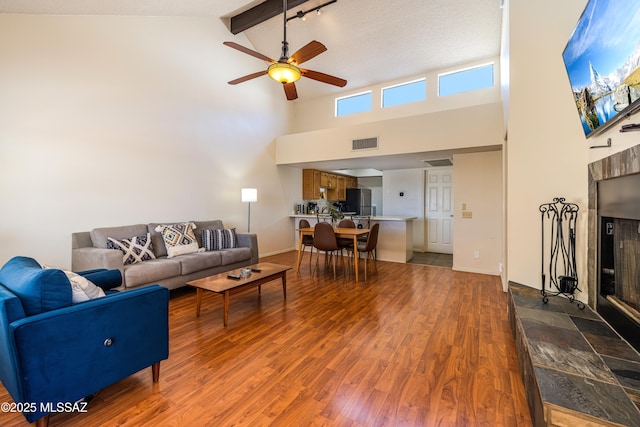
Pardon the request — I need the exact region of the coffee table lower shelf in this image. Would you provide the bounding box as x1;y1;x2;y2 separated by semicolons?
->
186;262;290;326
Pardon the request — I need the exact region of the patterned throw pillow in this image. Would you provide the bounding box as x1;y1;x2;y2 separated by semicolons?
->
202;228;238;251
155;222;199;258
107;233;156;265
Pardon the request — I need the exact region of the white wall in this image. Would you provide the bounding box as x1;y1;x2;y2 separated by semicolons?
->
507;0;590;299
277;102;504;166
381;154;503;274
453;151;503;275
0;14;299;268
508;0;640;304
382;169;424;250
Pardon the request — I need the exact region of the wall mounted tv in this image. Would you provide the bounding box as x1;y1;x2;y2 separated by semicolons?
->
562;0;640;138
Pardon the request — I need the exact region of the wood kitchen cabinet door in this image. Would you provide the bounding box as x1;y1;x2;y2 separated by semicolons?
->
337;176;346;200
303;169;321;200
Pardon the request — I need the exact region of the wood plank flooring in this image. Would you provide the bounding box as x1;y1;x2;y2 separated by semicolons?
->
0;251;532;426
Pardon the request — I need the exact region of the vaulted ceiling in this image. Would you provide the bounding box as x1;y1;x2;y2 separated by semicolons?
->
0;0;504;171
0;0;504;100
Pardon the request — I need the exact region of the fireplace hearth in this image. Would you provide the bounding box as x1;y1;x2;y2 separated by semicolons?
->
589;145;640;353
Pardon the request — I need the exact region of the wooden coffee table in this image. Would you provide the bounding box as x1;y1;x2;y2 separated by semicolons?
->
186;262;290;326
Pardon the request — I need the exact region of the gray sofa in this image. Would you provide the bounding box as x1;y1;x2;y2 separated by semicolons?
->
72;220;258;290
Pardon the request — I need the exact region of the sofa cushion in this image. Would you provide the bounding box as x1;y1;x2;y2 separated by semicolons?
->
175;252;223;275
91;224;148;249
193;220;224;247
155;223;199;258
107;233;156;265
218;247;252;265
123;258;181;288
0;256;72;316
202;228;238;251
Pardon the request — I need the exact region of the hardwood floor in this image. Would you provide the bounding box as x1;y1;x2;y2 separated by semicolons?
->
0;251;532;426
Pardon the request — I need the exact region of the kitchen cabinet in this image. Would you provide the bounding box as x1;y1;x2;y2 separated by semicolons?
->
319;172;328;188
337;176;346;200
320;172;337;189
346;177;358;189
303;169;356;201
303;169;321;200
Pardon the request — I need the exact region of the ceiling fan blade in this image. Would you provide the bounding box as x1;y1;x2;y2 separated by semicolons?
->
283;82;298;100
228;70;268;85
300;69;347;87
289;40;327;66
223;41;275;63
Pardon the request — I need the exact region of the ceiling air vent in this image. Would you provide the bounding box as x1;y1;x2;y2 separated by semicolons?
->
422;158;453;167
352;137;378;151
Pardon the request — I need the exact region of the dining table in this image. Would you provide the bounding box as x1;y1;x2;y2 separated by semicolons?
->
296;226;370;283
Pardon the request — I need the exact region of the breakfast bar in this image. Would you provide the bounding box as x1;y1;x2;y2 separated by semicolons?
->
290;215;416;263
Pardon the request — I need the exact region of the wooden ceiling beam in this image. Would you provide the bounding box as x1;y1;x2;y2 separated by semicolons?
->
230;0;311;35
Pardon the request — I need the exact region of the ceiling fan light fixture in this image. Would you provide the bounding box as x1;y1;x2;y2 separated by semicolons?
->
268;62;301;83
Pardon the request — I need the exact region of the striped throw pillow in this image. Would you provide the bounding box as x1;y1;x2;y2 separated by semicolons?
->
202;228;238;251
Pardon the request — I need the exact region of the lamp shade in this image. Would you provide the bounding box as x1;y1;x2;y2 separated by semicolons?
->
241;188;257;203
267;63;301;84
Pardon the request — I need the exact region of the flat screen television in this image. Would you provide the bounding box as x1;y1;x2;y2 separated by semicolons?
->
562;0;640;138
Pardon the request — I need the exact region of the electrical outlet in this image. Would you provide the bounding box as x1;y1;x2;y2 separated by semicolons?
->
462;211;473;219
474;251;480;259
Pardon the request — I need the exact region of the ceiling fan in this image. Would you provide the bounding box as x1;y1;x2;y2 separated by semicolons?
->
223;0;347;101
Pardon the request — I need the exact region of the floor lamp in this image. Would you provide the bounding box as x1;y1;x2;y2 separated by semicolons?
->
241;188;257;233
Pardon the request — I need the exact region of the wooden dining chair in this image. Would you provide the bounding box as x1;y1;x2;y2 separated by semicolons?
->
336;219;355;252
312;222;343;279
348;223;379;280
338;219;355;227
299;219;314;270
353;216;375;259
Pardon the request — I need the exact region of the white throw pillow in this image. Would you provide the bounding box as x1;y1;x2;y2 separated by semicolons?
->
63;270;106;303
40;263;106;303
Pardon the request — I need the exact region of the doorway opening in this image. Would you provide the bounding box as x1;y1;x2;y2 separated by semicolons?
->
408;252;453;267
424;167;453;255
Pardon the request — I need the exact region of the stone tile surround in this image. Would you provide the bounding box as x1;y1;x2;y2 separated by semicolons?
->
508;282;640;427
587;144;640;307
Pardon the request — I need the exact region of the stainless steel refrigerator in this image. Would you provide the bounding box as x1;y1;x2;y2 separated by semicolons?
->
345;188;372;215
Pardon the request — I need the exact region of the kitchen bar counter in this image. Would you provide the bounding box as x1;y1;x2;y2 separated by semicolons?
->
290;215;416;263
290;214;415;222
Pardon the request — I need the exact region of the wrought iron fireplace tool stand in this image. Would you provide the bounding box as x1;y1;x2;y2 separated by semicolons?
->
539;197;585;309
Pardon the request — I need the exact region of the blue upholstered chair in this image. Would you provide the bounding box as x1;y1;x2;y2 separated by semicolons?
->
0;256;169;426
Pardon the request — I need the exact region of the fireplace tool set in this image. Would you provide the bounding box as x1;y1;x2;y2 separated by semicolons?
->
539;197;585;309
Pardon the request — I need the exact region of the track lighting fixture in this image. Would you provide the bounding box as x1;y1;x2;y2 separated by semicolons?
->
287;0;337;22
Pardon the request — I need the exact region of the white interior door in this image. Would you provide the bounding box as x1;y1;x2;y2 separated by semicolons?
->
426;168;453;254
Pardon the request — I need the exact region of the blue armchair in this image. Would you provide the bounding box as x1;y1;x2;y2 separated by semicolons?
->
0;256;169;426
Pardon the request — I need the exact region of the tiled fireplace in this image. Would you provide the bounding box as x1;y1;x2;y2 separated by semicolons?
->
588;144;640;351
507;144;640;426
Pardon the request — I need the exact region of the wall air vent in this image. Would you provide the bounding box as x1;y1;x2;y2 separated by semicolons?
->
422;158;453;167
352;137;378;151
